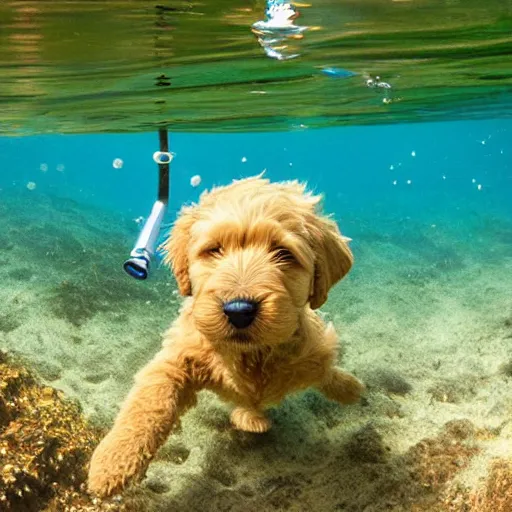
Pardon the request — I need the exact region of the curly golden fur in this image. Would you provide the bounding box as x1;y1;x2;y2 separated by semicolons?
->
88;176;364;497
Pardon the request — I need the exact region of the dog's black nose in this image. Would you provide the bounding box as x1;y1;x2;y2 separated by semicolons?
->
223;299;259;329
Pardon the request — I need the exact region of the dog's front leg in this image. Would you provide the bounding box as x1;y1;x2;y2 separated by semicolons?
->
316;367;364;405
88;351;199;498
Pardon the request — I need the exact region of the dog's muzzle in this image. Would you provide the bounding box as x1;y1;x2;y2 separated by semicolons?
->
223;299;259;329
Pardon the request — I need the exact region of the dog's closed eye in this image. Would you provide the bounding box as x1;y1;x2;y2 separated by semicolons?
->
271;246;296;265
201;245;223;258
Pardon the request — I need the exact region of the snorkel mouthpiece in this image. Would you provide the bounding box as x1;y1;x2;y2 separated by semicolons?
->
123;200;166;280
123;252;150;280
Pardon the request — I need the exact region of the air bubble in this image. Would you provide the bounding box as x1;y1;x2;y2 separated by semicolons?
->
113;158;124;169
190;175;201;187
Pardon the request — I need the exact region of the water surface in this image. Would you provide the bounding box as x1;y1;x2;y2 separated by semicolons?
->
1;0;511;135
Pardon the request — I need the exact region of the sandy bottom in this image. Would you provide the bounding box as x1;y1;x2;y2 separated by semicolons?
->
1;189;511;511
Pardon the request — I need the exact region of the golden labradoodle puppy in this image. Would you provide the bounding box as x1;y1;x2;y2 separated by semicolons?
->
88;176;364;497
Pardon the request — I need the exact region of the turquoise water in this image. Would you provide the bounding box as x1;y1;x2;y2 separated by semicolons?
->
2;119;510;219
0;120;511;510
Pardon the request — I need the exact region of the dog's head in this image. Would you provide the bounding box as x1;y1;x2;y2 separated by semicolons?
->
162;176;353;350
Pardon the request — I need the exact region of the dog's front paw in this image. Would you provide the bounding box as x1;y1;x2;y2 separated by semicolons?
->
231;407;271;433
88;433;146;498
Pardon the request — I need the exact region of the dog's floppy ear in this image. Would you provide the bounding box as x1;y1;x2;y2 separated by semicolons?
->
161;206;197;296
308;215;353;310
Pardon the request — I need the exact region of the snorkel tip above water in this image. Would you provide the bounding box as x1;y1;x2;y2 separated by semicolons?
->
123;128;172;280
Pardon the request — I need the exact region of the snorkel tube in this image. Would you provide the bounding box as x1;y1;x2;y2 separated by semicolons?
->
123;129;172;280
